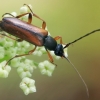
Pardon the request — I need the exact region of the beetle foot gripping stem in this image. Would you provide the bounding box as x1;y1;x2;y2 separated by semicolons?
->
3;46;37;68
63;55;89;98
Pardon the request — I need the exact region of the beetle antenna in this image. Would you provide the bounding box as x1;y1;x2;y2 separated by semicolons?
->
63;54;89;98
63;29;100;49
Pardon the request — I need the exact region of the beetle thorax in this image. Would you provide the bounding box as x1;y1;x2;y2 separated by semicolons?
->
44;36;57;51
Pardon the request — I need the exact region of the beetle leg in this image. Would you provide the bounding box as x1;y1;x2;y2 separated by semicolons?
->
54;36;67;45
2;13;15;17
17;38;23;42
4;46;37;67
45;48;57;66
1;33;23;42
54;36;63;44
32;13;46;29
16;13;32;24
24;4;46;29
3;12;32;24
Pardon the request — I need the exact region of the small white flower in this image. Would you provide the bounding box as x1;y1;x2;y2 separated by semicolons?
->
5;47;17;58
33;50;42;56
16;41;31;54
0;37;6;45
20;6;28;14
3;12;17;17
24;59;33;65
19;71;32;79
33;47;46;56
24;59;37;70
17;66;32;79
0;36;4;43
38;60;55;76
10;57;21;68
3;14;12;18
63;45;68;58
0;61;11;78
0;46;5;59
3;41;13;48
50;51;61;60
17;59;36;78
17;41;30;48
11;12;17;17
20;4;32;20
2;37;14;48
20;77;36;95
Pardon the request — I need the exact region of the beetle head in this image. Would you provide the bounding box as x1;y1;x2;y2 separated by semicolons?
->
54;44;65;57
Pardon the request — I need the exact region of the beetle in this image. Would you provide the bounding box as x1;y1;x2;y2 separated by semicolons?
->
0;4;100;65
0;4;65;66
0;4;100;97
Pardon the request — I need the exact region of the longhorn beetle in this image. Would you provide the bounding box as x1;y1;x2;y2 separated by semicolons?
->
0;4;100;98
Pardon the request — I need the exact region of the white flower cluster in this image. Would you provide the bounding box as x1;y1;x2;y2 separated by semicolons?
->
0;4;68;95
38;60;55;76
0;61;11;78
20;77;36;95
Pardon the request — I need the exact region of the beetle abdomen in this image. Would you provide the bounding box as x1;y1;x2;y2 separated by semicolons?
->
0;17;48;46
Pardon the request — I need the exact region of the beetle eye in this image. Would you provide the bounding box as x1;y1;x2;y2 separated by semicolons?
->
54;44;64;56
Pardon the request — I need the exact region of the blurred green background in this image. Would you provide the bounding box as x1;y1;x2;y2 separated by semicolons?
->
0;0;100;100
